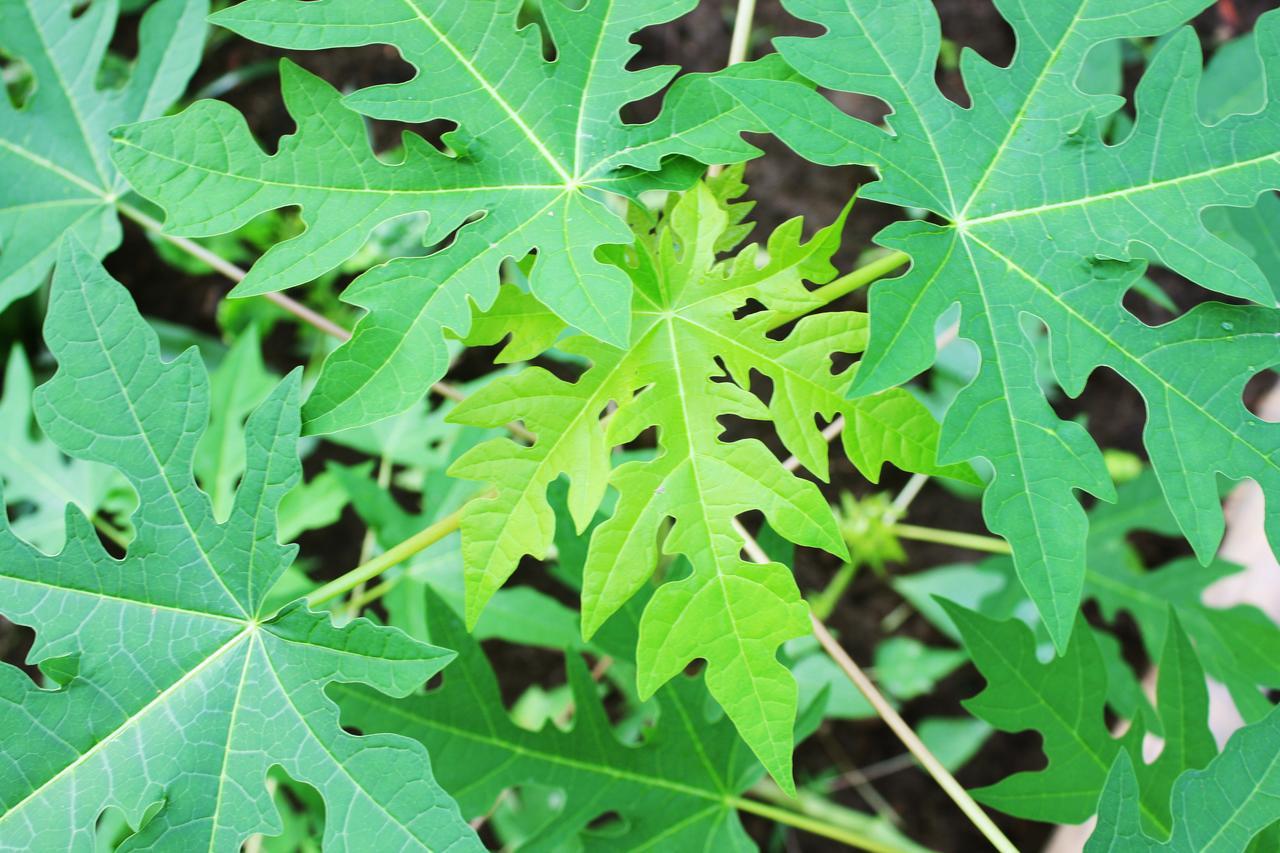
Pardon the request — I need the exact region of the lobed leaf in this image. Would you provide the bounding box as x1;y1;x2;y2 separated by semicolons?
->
1089;707;1280;852
947;603;1216;832
0;241;477;852
111;0;792;433
719;0;1280;651
448;175;973;788
0;0;208;309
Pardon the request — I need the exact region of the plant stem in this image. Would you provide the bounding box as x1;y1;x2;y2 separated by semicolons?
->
707;0;758;179
811;561;858;622
731;793;926;853
306;504;468;608
91;514;131;550
889;472;929;519
808;616;1017;853
726;0;758;66
114;200;531;439
766;251;910;331
117;201;353;341
733;518;1015;853
890;523;1011;555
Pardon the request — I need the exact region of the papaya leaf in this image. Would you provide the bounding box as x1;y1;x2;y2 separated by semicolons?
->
0;240;477;852
1084;472;1280;722
110;0;792;433
0;0;208;309
1089;707;1280;852
947;603;1216;833
447;174;972;789
335;587;922;853
719;0;1280;651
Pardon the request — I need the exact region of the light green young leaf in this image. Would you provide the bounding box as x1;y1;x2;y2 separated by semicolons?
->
448;175;972;789
111;0;792;433
1089;707;1280;852
0;240;477;852
948;603;1216;832
0;0;207;309
0;345;131;552
720;0;1280;651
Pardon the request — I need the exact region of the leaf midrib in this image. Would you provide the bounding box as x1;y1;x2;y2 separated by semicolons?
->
962;151;1280;227
399;0;572;184
23;0;111;187
661;318;783;768
82;286;248;618
956;1;1088;219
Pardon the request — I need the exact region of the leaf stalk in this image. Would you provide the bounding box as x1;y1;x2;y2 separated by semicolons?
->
890;523;1011;554
306;504;468;608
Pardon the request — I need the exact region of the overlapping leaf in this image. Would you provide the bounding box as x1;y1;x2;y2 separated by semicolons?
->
448;174;973;788
110;0;791;433
1083;471;1280;721
0;345;131;552
948;604;1216;832
1089;707;1280;852
0;241;477;852
339;590;753;851
0;0;207;309
720;0;1280;649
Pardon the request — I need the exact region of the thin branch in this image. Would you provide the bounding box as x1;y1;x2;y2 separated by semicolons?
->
726;0;758;66
114;200;534;439
768;251;910;330
707;0;758;179
889;473;929;519
807;616;1017;853
733;517;1016;853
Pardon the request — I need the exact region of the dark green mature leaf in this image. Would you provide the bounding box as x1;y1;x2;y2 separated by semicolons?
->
1089;707;1280;852
1197;30;1280;301
448;175;972;788
336;588;921;853
948;604;1216;832
721;0;1280;650
0;241;477;851
111;0;791;433
1085;474;1280;721
0;0;207;309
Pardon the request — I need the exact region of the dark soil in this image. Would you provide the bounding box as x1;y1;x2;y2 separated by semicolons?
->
6;1;1279;851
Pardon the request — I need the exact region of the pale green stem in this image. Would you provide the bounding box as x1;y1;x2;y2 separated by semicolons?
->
811;561;858;622
735;518;1016;853
808;616;1018;853
889;472;929;519
91;514;131;550
890;523;1011;555
346;454;396;617
767;251;910;330
707;0;758;178
306;505;467;608
726;0;758;66
732;790;930;853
